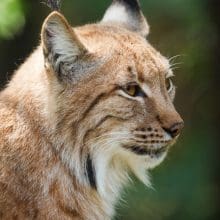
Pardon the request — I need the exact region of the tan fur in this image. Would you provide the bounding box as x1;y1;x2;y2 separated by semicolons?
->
0;3;183;220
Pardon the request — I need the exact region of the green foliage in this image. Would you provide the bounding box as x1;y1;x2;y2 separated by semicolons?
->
0;0;25;39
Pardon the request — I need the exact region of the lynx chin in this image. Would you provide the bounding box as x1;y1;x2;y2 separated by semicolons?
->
0;0;184;219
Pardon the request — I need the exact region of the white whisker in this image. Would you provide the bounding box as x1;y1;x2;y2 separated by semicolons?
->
170;62;183;68
170;66;181;71
168;54;185;62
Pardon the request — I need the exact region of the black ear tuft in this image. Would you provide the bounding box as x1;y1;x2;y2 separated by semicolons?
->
113;0;140;11
102;0;149;37
44;0;62;11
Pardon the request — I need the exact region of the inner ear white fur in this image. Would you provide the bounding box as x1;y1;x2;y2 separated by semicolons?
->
42;12;86;56
102;0;149;37
41;12;87;78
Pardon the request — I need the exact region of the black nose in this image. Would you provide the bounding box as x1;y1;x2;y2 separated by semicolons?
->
163;122;184;138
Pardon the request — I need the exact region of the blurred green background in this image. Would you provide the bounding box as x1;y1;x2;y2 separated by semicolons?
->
0;0;219;219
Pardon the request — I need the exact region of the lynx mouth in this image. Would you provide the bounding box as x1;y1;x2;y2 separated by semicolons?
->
127;145;168;157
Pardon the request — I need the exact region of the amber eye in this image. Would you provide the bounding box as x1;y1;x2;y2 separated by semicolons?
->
165;78;173;93
124;84;146;97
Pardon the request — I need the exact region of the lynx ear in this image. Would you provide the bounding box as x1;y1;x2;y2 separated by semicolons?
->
102;0;149;38
41;12;89;82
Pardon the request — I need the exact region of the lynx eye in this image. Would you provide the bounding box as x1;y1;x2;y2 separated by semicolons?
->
165;78;173;93
123;84;146;97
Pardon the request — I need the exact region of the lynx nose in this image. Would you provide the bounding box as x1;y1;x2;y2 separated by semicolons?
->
163;121;184;138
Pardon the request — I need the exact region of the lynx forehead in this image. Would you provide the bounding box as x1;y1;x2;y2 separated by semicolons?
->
0;0;183;219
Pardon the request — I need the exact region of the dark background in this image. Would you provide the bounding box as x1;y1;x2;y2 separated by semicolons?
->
0;0;219;219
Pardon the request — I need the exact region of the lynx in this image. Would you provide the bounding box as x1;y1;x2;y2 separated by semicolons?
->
0;0;183;219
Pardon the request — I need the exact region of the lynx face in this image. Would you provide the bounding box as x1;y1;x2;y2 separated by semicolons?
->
42;0;183;190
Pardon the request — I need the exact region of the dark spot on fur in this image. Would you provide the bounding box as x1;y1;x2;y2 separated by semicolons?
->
138;73;145;83
127;66;132;73
86;154;97;189
54;53;60;62
57;201;79;217
12;215;18;220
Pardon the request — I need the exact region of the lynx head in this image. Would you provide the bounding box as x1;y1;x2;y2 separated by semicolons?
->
41;0;183;197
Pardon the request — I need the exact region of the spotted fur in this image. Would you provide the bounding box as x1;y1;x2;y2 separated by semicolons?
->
0;1;183;219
